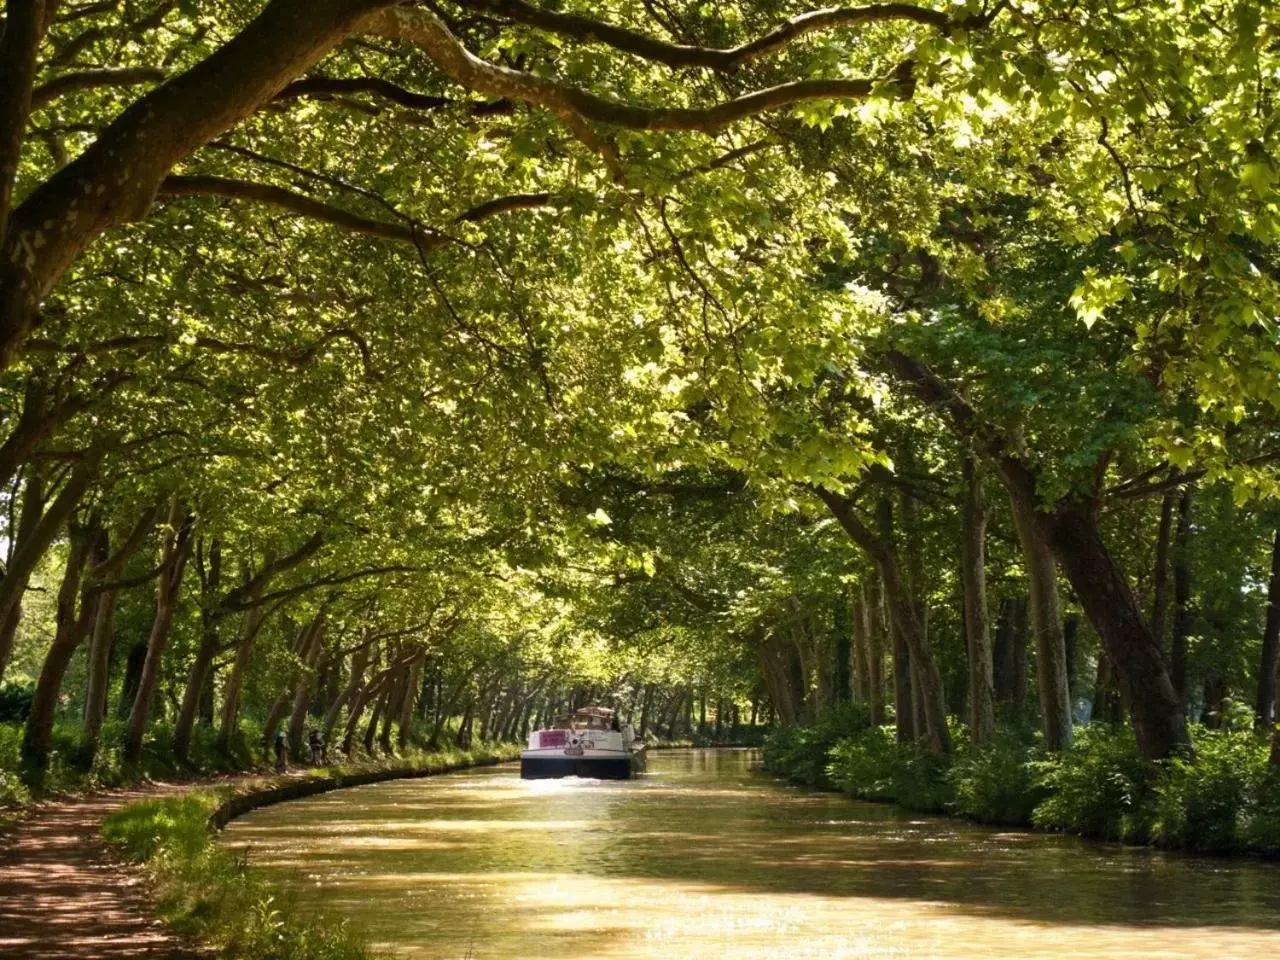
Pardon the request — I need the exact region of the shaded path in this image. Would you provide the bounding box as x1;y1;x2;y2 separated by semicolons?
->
0;784;202;960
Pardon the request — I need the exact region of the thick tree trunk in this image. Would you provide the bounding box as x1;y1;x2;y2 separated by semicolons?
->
1008;495;1072;750
124;504;195;763
379;664;409;752
1;0;393;369
366;686;391;753
1258;529;1280;728
0;469;44;679
21;519;97;773
961;457;995;742
1045;499;1189;758
0;463;95;682
1169;488;1193;707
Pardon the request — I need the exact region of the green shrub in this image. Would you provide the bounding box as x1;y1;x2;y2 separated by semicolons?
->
762;702;871;788
949;730;1046;825
1245;763;1280;856
1031;725;1158;842
827;725;956;812
1152;721;1269;854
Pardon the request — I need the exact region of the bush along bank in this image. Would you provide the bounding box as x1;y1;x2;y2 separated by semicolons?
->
763;705;1280;856
102;743;519;960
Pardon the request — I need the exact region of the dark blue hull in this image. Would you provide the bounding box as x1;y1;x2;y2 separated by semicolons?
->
520;755;633;780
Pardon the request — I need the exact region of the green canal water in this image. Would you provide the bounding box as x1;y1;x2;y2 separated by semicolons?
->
222;748;1280;959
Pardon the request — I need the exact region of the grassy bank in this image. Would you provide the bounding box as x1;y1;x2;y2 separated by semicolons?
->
0;716;274;808
763;704;1280;856
102;743;519;960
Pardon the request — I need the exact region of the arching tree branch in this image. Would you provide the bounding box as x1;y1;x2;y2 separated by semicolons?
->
473;0;958;71
367;7;913;135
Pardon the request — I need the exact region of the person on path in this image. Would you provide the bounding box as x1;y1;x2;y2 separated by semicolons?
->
308;729;324;765
274;729;287;773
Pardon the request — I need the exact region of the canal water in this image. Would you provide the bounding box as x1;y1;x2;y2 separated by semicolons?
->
222;748;1280;959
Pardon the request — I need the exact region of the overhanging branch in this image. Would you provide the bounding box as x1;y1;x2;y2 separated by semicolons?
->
367;7;912;135
474;0;959;71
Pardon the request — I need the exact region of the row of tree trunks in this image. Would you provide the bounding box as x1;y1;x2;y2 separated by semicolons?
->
885;350;1189;759
287;616;329;757
818;488;952;753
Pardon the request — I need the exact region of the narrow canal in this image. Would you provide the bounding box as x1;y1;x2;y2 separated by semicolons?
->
222;749;1280;959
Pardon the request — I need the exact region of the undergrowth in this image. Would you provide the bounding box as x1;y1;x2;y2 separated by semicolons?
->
764;705;1280;856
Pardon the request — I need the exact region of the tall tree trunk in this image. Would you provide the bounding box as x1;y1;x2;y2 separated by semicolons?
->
1151;487;1177;653
1063;613;1081;701
453;696;474;748
0;468;44;679
21;518;98;774
833;596;853;704
216;591;270;750
961;456;995;743
865;581;887;725
1258;529;1280;728
174;537;221;760
1009;495;1072;750
81;503;158;762
1012;597;1030;710
378;664;408;752
124;502;195;763
80;585;119;756
892;619;915;743
1169;488;1193;707
850;588;870;706
0;461;96;682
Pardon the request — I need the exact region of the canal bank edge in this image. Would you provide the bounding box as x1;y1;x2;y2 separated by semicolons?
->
207;746;521;831
94;744;521;960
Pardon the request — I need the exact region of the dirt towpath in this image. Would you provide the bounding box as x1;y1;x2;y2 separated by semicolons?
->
0;783;203;960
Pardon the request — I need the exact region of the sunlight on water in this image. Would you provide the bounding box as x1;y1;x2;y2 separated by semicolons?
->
222;749;1280;959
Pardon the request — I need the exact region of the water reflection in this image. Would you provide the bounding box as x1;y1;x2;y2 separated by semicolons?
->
223;749;1280;959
